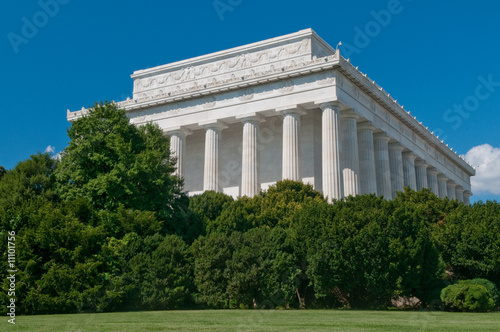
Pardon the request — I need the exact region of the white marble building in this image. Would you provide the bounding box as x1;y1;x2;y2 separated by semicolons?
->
67;29;474;204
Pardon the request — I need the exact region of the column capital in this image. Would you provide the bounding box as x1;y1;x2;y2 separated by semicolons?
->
437;173;449;181
388;142;405;151
276;105;306;116
199;120;228;131
314;99;340;111
415;159;429;168
446;181;457;188
427;167;439;175
164;127;192;137
402;151;418;160
357;121;377;132
373;132;391;142
340;109;359;120
456;186;465;193
236;113;265;124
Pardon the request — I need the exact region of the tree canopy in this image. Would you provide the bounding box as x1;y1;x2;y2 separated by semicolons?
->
55;102;192;237
0;101;498;314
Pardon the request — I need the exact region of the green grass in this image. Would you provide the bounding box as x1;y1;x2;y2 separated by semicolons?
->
5;310;500;331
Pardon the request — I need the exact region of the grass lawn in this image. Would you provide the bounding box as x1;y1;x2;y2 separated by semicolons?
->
5;310;500;331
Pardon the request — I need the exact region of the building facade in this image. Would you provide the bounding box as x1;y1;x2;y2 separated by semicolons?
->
67;29;474;203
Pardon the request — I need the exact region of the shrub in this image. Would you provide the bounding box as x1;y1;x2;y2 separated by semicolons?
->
441;282;495;312
459;279;500;308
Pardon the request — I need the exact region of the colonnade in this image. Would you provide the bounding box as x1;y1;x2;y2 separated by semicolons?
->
167;102;471;205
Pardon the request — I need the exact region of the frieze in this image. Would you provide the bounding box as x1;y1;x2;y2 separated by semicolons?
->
131;54;338;104
134;38;313;94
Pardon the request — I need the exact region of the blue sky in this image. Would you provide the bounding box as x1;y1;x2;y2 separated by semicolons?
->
1;0;499;202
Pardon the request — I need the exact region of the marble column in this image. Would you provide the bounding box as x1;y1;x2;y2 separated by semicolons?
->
374;133;392;199
240;115;263;197
168;128;191;179
437;174;448;199
402;152;417;190
279;107;304;181
357;122;377;195
456;186;465;202
447;181;457;200
415;160;428;191
203;121;226;192
463;191;471;206
319;102;343;201
388;142;404;198
427;168;439;196
340;111;359;197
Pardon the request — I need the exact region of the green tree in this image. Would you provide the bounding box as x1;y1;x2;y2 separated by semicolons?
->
210;180;325;235
302;195;398;308
0;152;57;212
260;227;304;309
55;102;190;237
208;196;261;235
1;199;110;315
189;191;233;223
259;180;325;228
441;282;495;312
122;234;194;310
435;200;500;285
301;192;444;309
458;279;500;307
189;190;233;236
387;189;446;305
225;228;268;308
192;232;236;308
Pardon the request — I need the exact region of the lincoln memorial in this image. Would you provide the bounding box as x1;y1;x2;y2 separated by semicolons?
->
67;29;474;204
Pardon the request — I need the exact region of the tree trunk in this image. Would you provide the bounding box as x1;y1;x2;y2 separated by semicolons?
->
296;288;306;309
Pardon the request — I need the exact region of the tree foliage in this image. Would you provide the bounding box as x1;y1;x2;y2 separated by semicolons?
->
55;102;189;236
441;281;495;312
0;166;6;180
1;114;500;315
434;200;500;285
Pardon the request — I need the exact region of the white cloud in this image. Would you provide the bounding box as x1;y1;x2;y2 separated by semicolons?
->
464;144;500;195
45;145;55;154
